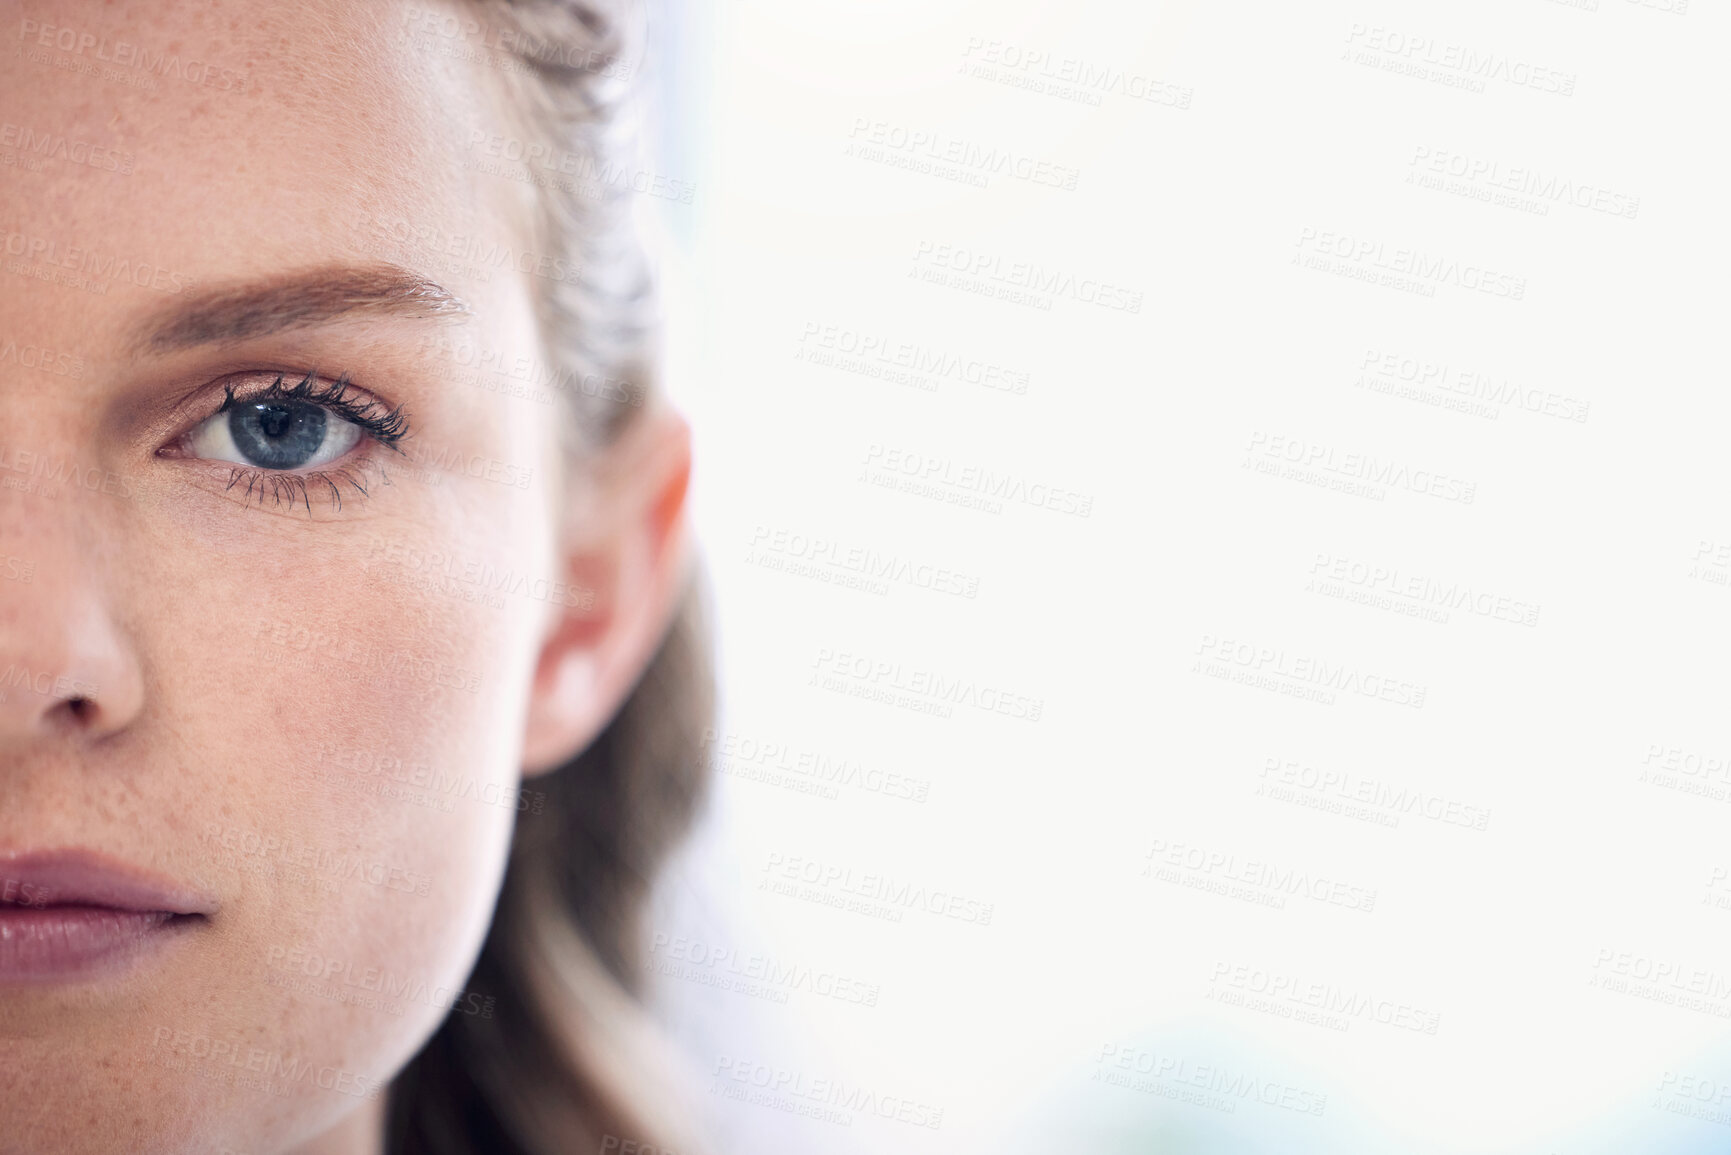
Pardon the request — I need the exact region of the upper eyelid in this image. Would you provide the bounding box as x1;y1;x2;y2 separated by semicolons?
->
183;370;411;447
220;370;377;411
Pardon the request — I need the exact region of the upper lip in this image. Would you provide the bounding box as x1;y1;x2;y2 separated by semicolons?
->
0;849;217;915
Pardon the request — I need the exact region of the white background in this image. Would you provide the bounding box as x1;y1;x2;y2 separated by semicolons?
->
640;0;1731;1151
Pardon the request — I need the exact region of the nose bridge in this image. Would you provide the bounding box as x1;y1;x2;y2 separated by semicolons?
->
0;460;145;745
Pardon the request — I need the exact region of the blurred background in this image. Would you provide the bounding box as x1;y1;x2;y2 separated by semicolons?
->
636;0;1731;1151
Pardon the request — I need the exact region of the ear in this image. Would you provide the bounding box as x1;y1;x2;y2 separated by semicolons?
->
519;406;693;776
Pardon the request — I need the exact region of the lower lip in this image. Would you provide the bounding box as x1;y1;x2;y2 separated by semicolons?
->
0;905;199;981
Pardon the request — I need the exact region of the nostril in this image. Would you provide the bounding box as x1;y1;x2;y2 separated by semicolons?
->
65;697;94;723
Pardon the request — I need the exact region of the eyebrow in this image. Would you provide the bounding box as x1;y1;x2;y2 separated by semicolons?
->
133;263;471;354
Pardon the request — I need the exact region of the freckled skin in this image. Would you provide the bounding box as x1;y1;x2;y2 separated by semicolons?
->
0;2;689;1152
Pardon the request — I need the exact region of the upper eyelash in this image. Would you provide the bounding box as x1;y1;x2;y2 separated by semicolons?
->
216;371;411;451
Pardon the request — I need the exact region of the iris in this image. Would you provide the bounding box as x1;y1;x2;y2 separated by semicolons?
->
228;402;328;470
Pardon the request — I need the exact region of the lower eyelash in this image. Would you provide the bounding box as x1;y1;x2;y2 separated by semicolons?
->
224;462;379;514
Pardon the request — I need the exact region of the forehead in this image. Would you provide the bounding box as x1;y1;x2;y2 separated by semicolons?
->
0;0;530;331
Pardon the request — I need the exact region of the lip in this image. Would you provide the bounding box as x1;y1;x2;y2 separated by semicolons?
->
0;849;215;982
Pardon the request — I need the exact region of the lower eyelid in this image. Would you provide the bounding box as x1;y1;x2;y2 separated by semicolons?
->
209;460;383;513
167;439;391;515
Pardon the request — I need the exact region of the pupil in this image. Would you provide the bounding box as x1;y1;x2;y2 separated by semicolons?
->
258;407;293;438
228;402;327;470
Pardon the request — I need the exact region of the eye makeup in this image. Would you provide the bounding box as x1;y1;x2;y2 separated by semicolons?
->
161;370;413;514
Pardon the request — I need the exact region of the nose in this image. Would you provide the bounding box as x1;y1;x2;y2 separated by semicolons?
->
0;557;144;746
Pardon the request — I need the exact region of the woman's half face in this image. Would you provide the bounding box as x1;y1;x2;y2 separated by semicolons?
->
0;1;573;1150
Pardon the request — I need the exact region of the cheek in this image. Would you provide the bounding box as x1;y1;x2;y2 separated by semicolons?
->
94;491;554;1150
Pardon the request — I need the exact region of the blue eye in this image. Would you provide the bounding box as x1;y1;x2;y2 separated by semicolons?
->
188;398;363;471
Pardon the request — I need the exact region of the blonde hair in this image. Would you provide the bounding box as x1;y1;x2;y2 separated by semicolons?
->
383;2;712;1150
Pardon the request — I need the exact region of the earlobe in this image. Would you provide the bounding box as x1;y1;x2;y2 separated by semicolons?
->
519;408;693;777
521;646;600;776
